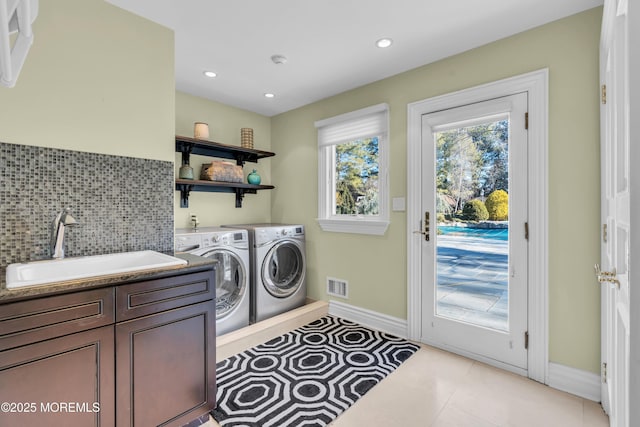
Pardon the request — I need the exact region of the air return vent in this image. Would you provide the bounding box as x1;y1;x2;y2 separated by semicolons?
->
327;277;348;298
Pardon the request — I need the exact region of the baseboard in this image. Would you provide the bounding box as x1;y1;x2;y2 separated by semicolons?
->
547;362;601;402
328;300;408;338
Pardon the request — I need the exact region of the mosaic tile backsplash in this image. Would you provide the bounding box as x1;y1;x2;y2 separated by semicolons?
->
0;142;174;273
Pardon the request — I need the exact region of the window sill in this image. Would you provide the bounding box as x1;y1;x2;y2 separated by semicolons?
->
317;218;389;236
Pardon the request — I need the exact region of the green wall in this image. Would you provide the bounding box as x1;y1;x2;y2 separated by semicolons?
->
174;91;272;228
0;0;175;161
271;8;603;373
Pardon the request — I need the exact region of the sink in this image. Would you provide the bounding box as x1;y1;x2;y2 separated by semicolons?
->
5;251;188;289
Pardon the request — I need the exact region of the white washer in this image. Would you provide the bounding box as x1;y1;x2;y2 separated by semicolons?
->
175;227;250;335
223;224;307;323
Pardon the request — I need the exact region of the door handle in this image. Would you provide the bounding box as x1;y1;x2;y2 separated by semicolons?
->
413;212;430;241
594;264;620;288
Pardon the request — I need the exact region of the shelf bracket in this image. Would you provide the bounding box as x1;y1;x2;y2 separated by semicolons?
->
180;143;193;166
178;183;193;208
234;154;248;166
235;189;244;208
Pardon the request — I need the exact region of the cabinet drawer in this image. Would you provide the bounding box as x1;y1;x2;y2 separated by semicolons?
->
116;270;215;321
0;287;115;351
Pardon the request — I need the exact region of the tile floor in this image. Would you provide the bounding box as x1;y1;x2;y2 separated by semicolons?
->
329;345;608;427
205;328;609;427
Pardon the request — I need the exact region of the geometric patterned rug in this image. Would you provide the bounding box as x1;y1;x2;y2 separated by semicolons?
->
212;316;420;427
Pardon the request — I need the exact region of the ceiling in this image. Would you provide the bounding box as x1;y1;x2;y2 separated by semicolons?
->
105;0;602;117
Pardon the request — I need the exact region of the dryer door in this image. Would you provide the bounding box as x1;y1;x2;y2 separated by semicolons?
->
261;240;306;298
201;249;247;319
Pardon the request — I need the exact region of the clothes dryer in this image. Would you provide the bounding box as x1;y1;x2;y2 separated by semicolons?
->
222;224;306;323
175;227;250;335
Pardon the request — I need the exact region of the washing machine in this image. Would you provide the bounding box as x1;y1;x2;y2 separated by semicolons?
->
223;224;307;323
175;227;250;335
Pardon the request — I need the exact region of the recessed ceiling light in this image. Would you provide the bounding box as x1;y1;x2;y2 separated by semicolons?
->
376;38;393;48
264;93;275;98
203;70;217;78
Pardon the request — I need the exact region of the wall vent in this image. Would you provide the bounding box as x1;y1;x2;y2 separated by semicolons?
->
327;277;348;298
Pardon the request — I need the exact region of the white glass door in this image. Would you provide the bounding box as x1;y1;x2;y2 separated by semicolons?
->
420;93;528;371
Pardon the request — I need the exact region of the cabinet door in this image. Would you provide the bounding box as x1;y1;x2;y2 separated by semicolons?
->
0;325;115;427
116;301;216;427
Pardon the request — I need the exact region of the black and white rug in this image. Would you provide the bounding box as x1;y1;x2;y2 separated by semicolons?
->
212;315;420;427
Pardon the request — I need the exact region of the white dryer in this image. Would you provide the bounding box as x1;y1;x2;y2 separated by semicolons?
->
223;224;307;323
175;227;250;335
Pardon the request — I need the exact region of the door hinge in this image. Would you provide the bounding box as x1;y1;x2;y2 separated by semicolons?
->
524;331;529;349
524;222;529;240
601;84;607;104
602;362;607;383
525;112;529;130
602;223;608;243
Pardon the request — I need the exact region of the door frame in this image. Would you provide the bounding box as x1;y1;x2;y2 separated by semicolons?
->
406;69;549;383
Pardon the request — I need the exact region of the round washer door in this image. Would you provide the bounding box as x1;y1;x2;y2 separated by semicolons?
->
261;240;305;298
201;249;247;319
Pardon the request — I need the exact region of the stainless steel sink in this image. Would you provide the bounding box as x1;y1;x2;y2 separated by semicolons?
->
5;251;187;289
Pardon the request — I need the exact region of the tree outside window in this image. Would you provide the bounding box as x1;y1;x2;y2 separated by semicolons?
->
436;120;509;220
334;137;379;216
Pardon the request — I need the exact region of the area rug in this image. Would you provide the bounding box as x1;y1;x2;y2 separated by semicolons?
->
212;315;419;427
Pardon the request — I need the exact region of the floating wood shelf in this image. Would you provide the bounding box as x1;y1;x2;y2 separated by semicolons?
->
175;135;275;166
176;179;275;209
175;135;275;208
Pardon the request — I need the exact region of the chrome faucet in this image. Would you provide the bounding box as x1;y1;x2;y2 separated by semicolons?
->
50;208;79;259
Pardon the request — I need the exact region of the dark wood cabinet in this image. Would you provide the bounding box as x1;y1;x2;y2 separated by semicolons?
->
116;301;216;427
0;267;216;427
0;325;115;427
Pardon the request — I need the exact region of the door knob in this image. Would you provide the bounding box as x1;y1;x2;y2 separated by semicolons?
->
594;264;620;288
413;212;430;241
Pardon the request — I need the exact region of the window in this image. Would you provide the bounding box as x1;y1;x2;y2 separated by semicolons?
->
315;103;389;235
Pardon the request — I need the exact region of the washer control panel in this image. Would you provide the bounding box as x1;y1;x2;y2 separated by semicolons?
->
175;228;248;252
202;231;248;247
175;235;201;252
254;225;305;244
